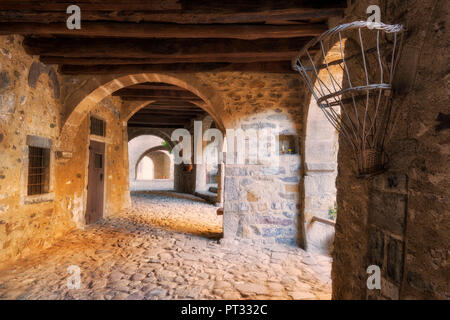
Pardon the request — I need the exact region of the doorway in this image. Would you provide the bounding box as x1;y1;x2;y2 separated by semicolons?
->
86;140;105;224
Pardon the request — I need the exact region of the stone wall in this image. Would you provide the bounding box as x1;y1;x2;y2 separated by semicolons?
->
0;35;130;266
331;0;449;299
147;151;171;179
200;73;307;246
55;96;129;228
2;5;446;299
0;35;74;265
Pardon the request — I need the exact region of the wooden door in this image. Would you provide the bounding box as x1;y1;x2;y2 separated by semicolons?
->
86;140;105;224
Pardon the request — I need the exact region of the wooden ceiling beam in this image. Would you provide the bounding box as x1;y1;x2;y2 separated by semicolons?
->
59;61;295;74
0;8;344;24
24;37;312;59
0;0;182;11
0;22;327;39
39;52;304;65
0;1;345;12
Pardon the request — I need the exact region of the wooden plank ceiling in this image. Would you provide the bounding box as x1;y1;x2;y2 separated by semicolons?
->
0;0;345;128
0;0;345;75
125;82;208;129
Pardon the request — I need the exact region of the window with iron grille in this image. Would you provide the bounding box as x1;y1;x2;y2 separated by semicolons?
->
90;116;106;137
27;146;50;196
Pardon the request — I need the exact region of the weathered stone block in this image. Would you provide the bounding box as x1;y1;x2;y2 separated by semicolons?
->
223;212;240;239
280;176;299;183
239;202;249;212
262;227;283;237
256;202;268;212
0;71;11;92
276;237;297;246
282;211;295;219
260;166;285;175
240;178;252;186
258;216;292;226
224;201;238;213
0;92;15;113
283;202;298;211
271;201;282;210
290;163;301;173
284;184;299;193
241;122;276;130
224;177;239;201
266;114;289;121
278;192;297;200
247;191;258;202
26;135;53;149
226;167;248;177
305;162;336;172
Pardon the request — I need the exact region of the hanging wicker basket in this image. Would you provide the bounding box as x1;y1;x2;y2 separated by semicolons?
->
292;21;404;177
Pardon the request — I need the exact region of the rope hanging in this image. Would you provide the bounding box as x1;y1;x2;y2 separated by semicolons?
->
292;21;404;177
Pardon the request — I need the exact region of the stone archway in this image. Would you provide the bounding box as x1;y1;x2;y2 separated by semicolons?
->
58;73;227;150
127;127;175;146
136;150;172;180
134;145;172;179
302;42;342;254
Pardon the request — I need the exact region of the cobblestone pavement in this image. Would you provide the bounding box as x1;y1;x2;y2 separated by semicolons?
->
0;191;332;300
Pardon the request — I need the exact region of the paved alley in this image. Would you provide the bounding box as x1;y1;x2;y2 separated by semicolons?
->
0;191;331;300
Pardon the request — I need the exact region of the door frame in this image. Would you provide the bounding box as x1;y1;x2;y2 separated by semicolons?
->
84;137;107;225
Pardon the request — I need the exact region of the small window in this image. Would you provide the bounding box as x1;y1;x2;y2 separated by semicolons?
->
27;146;50;195
94;153;103;169
90;116;106;137
278;135;299;155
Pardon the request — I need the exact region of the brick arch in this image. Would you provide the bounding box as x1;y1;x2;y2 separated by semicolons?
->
57;73;226;150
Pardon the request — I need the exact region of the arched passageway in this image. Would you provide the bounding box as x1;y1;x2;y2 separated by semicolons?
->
129;135;174;191
1;0;447;302
136;151;172;180
303;43;342;255
120;80;225;239
136;156;154;180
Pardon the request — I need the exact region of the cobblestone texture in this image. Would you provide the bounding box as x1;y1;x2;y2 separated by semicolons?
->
0;191;331;300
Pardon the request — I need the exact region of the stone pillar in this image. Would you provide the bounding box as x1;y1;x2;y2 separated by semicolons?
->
122;123;131;209
216;162;225;206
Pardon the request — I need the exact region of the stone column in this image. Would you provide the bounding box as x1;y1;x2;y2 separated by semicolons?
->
216;162;225;206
